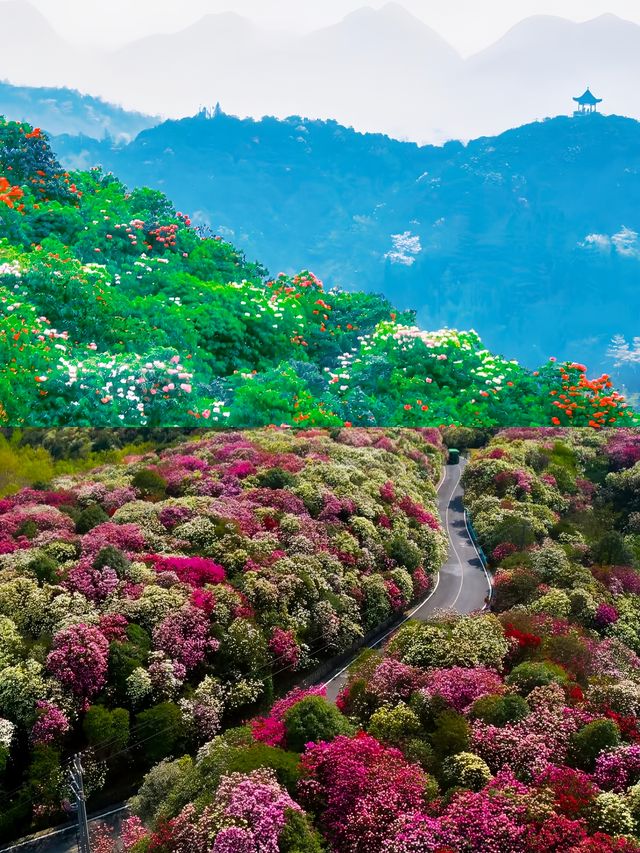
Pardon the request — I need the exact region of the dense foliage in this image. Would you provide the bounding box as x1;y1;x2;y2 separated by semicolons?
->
52;109;640;385
2;116;637;428
0;427;447;838
85;426;640;852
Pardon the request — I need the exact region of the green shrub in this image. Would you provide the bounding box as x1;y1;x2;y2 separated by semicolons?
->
386;533;422;571
83;705;130;756
135;702;185;765
279;808;326;853
368;702;422;747
570;719;620;771
28;554;58;584
470;693;529;726
132;469;168;499
430;710;470;758
128;755;194;828
283;696;354;752
75;504;109;534
255;468;296;490
108;624;151;702
93;545;131;577
506;660;568;695
15;519;38;540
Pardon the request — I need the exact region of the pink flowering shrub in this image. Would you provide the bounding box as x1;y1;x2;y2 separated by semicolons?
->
212;770;302;853
30;701;70;745
422;666;504;713
81;522;147;556
46;623;110;701
594;744;640;791
298;732;430;853
64;562;120;602
268;628;300;669
366;658;428;704
153;606;219;671
386;776;530;853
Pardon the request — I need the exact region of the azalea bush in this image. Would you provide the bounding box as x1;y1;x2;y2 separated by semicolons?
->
2;117;637;428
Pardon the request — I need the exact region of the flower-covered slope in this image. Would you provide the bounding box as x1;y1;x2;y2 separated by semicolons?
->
0;427;447;838
87;427;640;853
1;117;637;428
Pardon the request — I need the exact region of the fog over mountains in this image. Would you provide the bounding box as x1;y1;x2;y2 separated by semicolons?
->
2;0;640;141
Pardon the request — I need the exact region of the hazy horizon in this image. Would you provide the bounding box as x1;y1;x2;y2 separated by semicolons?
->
3;0;640;144
8;0;640;55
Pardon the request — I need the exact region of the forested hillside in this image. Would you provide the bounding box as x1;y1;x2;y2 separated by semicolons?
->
53;110;640;383
1;117;635;428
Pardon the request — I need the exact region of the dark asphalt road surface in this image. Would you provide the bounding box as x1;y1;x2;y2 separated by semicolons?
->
324;458;490;701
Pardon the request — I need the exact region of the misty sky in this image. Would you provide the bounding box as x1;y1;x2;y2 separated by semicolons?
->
14;0;640;54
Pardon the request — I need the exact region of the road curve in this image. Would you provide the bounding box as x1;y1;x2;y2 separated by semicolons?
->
324;457;491;702
415;456;491;617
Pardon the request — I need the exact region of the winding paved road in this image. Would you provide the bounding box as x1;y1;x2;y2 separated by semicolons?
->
324;457;491;702
3;459;490;853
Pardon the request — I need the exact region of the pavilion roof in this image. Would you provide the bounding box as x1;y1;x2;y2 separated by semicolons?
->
574;88;602;105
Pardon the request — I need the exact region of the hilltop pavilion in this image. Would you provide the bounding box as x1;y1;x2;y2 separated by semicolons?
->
573;87;603;116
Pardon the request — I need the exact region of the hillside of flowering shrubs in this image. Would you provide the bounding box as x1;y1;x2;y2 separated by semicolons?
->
0;427;447;839
1;116;637;428
74;426;640;853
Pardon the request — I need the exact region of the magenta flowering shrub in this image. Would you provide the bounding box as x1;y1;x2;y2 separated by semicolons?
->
385;775;531;853
594;744;640;791
595;603;620;629
298;732;430;853
148;556;226;587
268;627;300;669
46;623;110;702
604;430;640;470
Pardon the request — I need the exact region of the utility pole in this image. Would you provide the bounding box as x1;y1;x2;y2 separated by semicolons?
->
68;754;91;853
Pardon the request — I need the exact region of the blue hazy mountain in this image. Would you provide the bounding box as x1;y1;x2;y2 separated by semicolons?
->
52;109;640;384
0;81;157;140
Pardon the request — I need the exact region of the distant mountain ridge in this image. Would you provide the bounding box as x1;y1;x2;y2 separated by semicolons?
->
3;2;640;141
52;110;640;390
0;81;157;140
